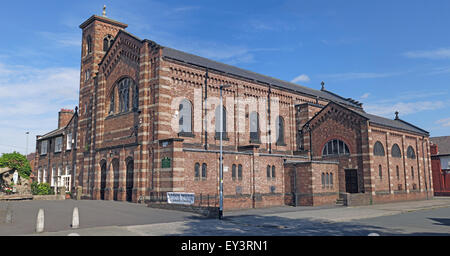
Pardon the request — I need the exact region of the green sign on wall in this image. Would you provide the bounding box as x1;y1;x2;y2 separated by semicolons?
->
162;157;171;168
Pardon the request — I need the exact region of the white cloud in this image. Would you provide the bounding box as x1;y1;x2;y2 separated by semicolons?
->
404;48;450;59
436;118;450;127
322;72;404;81
360;93;370;99
0;61;79;154
365;101;445;117
291;74;310;83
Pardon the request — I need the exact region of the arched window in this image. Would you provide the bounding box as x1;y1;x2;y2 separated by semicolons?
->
411;166;414;179
238;164;243;180
322;139;350;156
326;173;330;187
250;112;260;142
374;141;385;156
272;165;276;178
391;144;402;158
379;165;383;179
179;99;192;133
201;163;207;179
407;146;416;159
103;34;114;52
215;106;227;138
132;83;139;111
321;173;325;188
109;90;115;114
330;173;334;187
118;78;132;113
396;166;400;180
267;165;271;179
276;116;285;145
86;35;92;55
194;163;200;180
232;164;236;180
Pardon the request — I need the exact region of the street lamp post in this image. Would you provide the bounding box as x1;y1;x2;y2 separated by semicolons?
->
219;84;231;220
25;132;29;156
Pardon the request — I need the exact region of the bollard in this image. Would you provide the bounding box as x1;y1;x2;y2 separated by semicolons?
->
5;208;12;224
36;209;44;233
72;207;79;229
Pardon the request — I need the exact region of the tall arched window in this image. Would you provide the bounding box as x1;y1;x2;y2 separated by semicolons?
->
232;164;236;180
276;116;285;145
411;166;414;179
374;141;385;156
179;99;192;133
391;144;402;158
194;163;200;180
132;83;139;111
407;146;416;159
330;173;334;187
322;139;350;156
201;163;207;179
250;112;260;142
272;165;276;178
118;78;132;113
86;35;92;55
379;165;383;179
103;34;114;52
215;106;227;138
396;166;400;180
267;165;271;179
238;164;243;180
109;90;115;114
321;173;325;188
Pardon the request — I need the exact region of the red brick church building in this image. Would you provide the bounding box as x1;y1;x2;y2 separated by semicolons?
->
33;12;434;209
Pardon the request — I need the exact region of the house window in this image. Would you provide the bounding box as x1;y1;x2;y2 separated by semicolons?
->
37;168;42;183
42;168;47;183
322;139;350;156
66;132;72;150
55;137;63;153
40;140;48;155
51;166;56;187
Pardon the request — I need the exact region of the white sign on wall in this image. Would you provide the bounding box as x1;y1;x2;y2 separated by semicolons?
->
167;192;195;205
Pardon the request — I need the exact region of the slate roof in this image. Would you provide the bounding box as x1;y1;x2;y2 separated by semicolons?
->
357;111;429;136
430;136;450;156
38;128;65;141
161;47;363;109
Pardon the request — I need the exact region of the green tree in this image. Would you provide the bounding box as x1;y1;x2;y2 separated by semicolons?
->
0;151;32;179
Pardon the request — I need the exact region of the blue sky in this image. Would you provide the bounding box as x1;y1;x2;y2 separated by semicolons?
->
0;0;449;154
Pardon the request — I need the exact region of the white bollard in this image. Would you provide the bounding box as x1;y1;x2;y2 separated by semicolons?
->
72;207;79;229
36;209;44;233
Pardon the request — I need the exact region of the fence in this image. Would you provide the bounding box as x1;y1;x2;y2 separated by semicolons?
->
148;192;218;208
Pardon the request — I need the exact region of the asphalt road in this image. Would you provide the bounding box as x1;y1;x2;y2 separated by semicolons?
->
0;200;198;235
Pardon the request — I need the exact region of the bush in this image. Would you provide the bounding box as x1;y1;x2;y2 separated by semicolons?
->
31;181;53;195
0;151;31;179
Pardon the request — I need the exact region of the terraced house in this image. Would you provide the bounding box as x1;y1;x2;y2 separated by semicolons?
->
33;12;434;209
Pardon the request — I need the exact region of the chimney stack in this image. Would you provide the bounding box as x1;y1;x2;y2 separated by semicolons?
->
58;109;74;129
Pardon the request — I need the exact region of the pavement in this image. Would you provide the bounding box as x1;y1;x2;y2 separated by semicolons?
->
10;197;450;236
